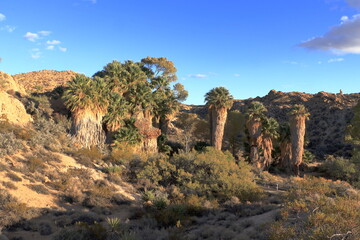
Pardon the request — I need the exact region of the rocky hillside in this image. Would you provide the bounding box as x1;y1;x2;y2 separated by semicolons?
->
13;70;77;93
186;90;360;158
0;72;32;125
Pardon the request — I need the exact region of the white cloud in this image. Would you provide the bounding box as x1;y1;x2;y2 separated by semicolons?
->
299;14;360;54
46;45;55;50
30;48;41;59
59;47;67;52
38;30;51;36
0;13;6;22
234;73;241;77
46;40;61;45
341;16;349;22
1;25;16;32
328;57;345;63
188;74;207;78
24;32;39;42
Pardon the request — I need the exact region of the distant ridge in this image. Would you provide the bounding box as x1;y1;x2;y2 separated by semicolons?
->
185;89;360;158
13;70;77;93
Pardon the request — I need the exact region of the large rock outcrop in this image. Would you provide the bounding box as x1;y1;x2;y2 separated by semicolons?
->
0;72;32;125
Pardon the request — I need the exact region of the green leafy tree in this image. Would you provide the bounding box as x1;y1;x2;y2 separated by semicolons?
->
260;117;279;169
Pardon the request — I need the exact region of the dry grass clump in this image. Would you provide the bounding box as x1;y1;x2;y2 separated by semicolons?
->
269;176;360;240
71;147;104;166
0;189;34;228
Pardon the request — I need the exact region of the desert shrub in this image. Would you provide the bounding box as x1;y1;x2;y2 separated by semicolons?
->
71;147;104;166
27;184;50;195
0;189;30;227
26;155;46;173
134;148;263;202
6;172;22;182
107;145;139;165
83;182;115;208
2;181;18;190
320;155;359;183
269;177;360;240
30;116;71;152
0;132;25;157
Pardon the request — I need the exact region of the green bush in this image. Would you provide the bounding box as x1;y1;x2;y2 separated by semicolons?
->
320;155;359;183
134;147;263;202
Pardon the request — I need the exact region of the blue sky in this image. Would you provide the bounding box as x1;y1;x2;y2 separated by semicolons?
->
1;0;360;104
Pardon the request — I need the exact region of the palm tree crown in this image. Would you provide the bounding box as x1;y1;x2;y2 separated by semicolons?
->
246;101;267;120
63;74;109;114
204;87;234;110
262;117;279;139
289;104;310;118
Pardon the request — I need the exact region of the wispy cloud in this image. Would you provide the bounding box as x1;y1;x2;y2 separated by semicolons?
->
46;45;55;50
46;40;61;45
0;13;6;22
1;25;16;33
188;74;207;78
299;14;360;54
0;57;3;63
38;30;51;36
328;57;345;63
346;0;360;10
59;47;67;52
30;48;41;59
234;73;241;77
24;32;39;42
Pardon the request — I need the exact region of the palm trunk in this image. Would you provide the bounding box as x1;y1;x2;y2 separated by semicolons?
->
261;135;273;169
135;110;161;153
247;118;262;166
280;140;292;172
210;107;228;150
290;115;306;176
72;109;105;148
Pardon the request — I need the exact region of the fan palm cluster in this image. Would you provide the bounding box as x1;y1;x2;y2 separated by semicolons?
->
244;101;309;174
63;57;188;151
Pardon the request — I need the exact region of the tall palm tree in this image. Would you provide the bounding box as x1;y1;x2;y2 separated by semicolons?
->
131;82;160;153
260;117;279;169
246;101;267;166
289;104;310;176
103;92;131;142
279;123;292;172
205;87;234;150
63;74;109;148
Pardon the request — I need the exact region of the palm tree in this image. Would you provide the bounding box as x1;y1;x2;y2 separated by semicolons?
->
63;74;109;148
289;104;310;176
260;117;279;169
103;92;131;142
246;101;267;167
279;123;292;172
131;82;161;153
205;87;234;150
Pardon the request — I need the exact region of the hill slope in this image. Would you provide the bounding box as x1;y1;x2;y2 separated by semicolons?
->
186;90;360;158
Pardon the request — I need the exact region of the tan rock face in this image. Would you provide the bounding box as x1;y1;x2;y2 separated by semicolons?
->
0;92;32;125
13;70;76;93
0;72;32;125
0;71;27;96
